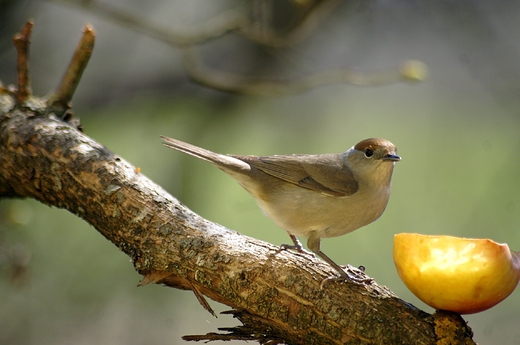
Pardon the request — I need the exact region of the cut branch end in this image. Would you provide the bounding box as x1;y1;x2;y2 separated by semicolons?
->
50;24;96;113
12;20;34;104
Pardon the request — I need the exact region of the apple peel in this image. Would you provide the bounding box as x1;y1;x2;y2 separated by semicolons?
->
393;233;520;314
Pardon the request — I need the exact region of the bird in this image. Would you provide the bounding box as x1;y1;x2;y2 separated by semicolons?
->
161;135;401;282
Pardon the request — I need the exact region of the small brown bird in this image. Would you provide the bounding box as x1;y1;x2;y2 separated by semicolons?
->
161;136;400;281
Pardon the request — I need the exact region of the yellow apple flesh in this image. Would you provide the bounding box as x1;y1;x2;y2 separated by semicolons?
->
393;233;520;314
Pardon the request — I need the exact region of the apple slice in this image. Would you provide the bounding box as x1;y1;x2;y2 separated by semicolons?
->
393;233;520;314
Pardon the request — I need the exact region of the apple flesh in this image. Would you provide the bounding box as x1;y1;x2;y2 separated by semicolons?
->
393;233;520;314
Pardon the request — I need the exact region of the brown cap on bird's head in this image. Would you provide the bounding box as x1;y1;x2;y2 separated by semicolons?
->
354;138;401;161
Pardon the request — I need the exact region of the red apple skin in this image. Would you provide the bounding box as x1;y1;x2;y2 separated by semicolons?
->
393;233;520;314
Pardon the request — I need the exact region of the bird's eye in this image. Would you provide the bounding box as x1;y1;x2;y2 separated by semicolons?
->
364;148;374;158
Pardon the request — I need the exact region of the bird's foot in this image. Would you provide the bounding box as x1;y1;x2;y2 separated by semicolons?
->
276;243;315;257
276;234;315;257
320;264;373;289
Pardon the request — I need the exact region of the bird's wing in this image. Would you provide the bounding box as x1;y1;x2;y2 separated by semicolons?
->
234;154;358;196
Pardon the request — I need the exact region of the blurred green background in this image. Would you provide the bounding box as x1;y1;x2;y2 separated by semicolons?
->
1;0;520;344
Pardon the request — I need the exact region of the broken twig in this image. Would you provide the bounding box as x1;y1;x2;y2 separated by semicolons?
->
50;24;96;112
12;20;34;104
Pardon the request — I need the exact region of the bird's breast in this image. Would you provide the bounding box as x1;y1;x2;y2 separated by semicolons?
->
255;183;391;239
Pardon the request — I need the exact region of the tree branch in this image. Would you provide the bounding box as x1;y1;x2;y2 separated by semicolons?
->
0;22;475;345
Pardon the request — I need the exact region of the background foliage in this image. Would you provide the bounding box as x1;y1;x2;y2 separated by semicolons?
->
1;0;520;344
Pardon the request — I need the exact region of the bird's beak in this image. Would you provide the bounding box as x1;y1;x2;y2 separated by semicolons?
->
384;154;401;162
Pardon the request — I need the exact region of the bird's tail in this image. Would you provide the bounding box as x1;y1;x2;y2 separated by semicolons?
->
160;136;251;173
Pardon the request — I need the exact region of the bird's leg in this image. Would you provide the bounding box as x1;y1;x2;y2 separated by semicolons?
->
280;234;305;251
277;234;314;256
306;233;373;286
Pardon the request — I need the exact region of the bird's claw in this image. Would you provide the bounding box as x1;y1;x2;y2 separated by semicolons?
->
276;243;315;257
320;265;373;289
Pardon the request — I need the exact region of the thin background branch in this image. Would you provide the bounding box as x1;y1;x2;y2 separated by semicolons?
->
48;0;427;95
